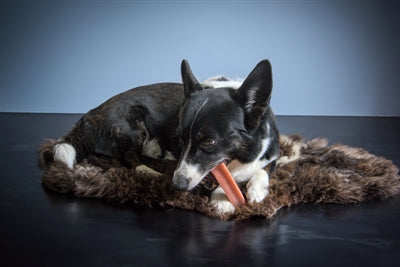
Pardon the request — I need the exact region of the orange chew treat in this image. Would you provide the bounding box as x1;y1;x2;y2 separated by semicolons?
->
211;162;246;207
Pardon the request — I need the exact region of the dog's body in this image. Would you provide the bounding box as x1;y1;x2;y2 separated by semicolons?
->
51;60;279;215
54;83;184;169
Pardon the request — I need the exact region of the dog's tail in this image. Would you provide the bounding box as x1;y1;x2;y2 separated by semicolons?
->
39;120;91;170
53;142;76;169
38;139;77;170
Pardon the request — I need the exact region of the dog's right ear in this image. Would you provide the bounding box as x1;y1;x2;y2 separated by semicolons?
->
181;60;201;97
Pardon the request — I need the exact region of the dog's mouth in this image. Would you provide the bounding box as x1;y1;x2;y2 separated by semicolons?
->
199;159;231;190
200;172;219;190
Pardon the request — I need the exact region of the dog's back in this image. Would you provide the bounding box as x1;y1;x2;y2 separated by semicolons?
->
51;83;184;169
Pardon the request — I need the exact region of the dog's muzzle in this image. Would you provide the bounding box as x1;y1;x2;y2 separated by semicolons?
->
172;173;190;190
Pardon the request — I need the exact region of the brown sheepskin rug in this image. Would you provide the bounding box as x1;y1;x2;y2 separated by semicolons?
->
38;135;400;221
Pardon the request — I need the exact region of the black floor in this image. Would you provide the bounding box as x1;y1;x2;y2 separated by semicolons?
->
1;113;399;267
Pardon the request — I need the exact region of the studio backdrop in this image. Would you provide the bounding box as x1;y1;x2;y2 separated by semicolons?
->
1;0;399;116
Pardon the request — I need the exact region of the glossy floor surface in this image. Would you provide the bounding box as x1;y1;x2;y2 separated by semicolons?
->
1;113;399;266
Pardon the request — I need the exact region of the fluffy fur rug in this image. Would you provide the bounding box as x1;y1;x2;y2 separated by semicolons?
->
38;135;400;221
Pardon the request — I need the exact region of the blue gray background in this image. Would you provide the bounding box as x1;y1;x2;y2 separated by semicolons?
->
1;0;399;116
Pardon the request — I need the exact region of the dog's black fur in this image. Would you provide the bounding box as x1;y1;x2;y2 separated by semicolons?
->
51;60;279;214
173;60;279;188
60;83;184;166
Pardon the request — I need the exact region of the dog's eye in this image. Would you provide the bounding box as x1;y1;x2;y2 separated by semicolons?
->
201;139;217;147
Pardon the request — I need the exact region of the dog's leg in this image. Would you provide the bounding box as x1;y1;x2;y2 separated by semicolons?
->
210;186;236;215
135;164;162;177
246;169;269;203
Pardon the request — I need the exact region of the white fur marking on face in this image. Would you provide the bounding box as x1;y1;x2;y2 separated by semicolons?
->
175;161;205;190
246;169;269;203
174;98;210;189
202;76;243;89
54;143;76;169
210;186;236;215
142;138;162;159
177;98;209;168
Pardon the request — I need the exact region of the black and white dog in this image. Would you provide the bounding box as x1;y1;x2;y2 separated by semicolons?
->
52;60;279;215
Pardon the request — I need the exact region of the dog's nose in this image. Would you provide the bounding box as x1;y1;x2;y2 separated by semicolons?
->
172;174;189;190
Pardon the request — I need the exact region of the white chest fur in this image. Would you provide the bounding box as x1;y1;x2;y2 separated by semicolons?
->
227;137;277;183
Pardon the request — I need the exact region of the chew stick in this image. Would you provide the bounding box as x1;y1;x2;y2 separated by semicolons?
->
211;162;246;207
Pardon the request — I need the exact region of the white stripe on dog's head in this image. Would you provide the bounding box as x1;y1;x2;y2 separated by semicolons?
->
177;97;209;167
173;98;210;190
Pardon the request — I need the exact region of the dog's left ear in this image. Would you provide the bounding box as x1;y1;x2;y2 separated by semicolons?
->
237;60;273;131
181;60;202;97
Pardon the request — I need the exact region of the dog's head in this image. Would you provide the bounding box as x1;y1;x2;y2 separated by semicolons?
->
172;59;273;190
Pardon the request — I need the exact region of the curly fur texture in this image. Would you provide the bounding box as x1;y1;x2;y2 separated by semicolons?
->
38;135;400;221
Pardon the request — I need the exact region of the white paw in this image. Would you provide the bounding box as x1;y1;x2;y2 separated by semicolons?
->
246;169;269;203
247;186;269;203
142;138;162;159
210;186;236;215
211;199;236;215
135;164;162;176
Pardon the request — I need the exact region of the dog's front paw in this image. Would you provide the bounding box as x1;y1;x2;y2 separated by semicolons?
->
210;186;236;216
247;186;269;203
211;199;236;216
246;169;269;203
135;164;162;176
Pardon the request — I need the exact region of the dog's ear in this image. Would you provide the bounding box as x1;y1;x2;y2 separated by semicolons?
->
181;60;202;97
236;60;273;131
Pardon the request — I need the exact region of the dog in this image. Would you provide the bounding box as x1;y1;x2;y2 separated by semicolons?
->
174;60;280;214
51;59;279;215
